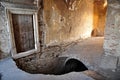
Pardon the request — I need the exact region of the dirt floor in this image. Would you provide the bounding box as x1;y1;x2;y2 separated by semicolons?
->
1;37;119;80
0;57;95;80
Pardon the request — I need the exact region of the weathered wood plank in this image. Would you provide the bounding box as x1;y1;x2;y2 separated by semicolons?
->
12;14;35;53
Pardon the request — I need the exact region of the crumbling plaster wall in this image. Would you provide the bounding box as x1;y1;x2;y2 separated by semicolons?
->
44;0;94;45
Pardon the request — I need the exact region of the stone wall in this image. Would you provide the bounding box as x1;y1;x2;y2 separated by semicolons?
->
0;0;36;5
0;0;106;59
100;0;120;75
44;0;94;45
104;0;120;57
0;3;11;59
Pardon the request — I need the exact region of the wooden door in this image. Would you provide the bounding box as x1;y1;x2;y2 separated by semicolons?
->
12;14;35;53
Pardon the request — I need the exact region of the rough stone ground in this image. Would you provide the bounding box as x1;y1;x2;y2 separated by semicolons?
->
60;37;104;70
14;37;104;75
0;57;94;80
60;37;120;80
0;37;106;80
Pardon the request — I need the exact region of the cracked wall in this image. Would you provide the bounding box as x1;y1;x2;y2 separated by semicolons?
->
44;0;94;45
0;0;106;59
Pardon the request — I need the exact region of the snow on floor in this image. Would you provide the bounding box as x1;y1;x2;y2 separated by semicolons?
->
0;57;94;80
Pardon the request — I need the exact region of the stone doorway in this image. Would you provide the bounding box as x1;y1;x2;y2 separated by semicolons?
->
12;14;35;53
92;0;107;37
2;2;40;59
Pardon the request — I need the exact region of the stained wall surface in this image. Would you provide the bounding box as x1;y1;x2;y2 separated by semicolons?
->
104;0;120;56
100;0;120;72
44;0;94;45
0;0;106;59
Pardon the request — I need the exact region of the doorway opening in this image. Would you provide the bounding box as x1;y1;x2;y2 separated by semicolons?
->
92;0;107;37
4;2;40;59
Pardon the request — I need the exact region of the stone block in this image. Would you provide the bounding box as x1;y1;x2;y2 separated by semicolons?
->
100;55;117;70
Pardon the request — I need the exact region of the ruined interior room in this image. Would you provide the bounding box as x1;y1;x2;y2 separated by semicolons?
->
0;0;120;80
